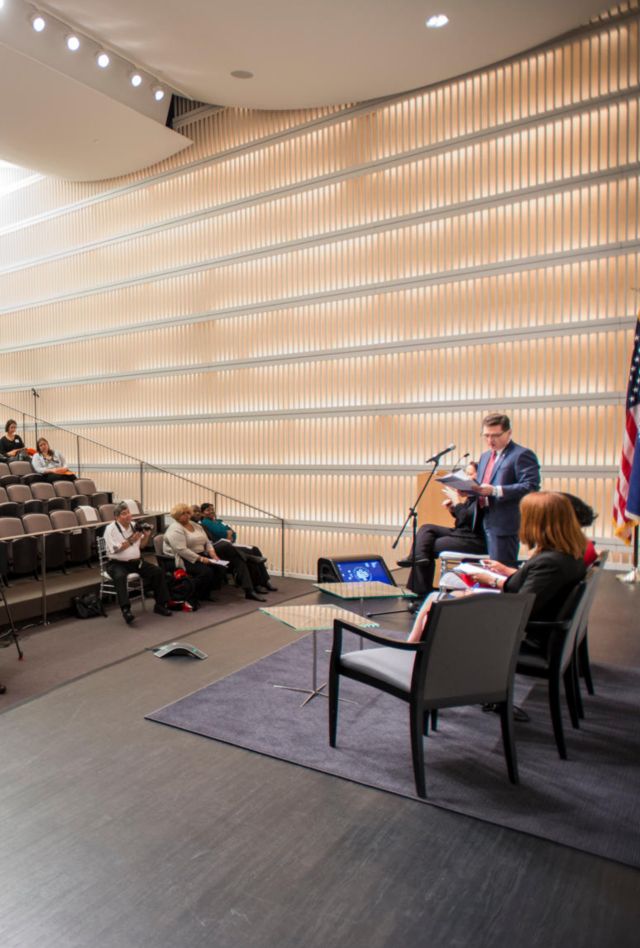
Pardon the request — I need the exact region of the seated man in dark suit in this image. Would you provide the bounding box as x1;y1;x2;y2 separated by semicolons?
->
398;461;486;598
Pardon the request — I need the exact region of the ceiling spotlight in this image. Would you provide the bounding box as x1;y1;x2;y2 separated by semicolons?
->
30;13;46;32
130;72;143;88
151;85;166;102
425;14;449;29
96;50;110;68
65;34;81;52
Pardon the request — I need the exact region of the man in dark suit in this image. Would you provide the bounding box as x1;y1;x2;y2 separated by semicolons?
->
469;412;540;566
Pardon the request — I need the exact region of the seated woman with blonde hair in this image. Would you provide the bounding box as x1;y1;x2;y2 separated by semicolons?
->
163;503;227;602
409;491;587;643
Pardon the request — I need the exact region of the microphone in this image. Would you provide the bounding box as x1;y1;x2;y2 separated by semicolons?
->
451;451;470;473
424;443;455;464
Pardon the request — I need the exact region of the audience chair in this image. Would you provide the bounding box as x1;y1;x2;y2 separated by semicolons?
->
0;517;38;579
574;552;609;716
75;505;101;556
0;474;20;488
21;472;45;487
0;502;20;518
516;579;591;760
74;479;110;509
329;593;535;798
53;480;88;509
98;503;117;523
6;483;44;515
122;498;142;515
22;513;67;574
49;509;92;567
0;462;10;477
0;542;22;658
0;487;7;505
30;482;69;514
8;460;33;477
152;533;175;577
96;536;145;612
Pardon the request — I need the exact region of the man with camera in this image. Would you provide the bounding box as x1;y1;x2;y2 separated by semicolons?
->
103;502;172;624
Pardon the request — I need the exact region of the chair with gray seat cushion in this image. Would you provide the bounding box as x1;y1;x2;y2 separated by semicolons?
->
22;513;67;574
329;593;535;798
49;509;92;567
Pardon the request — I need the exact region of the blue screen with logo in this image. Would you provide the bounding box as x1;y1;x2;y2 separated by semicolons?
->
335;559;393;584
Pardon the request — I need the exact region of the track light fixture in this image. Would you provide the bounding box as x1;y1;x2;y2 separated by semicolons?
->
65;34;80;52
130;72;143;88
96;50;110;68
152;85;165;102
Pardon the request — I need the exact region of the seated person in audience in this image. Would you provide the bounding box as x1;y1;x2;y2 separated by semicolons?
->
166;503;267;603
408;491;587;643
32;438;76;481
103;502;172;625
398;461;486;598
199;502;277;594
0;419;27;458
562;492;598;566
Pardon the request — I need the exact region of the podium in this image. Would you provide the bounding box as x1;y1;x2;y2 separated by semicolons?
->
415;469;454;528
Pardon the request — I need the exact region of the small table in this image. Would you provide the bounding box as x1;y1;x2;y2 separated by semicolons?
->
260;604;379;706
314;580;417;618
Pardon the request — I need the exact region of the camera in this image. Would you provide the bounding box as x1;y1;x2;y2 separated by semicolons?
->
134;521;153;533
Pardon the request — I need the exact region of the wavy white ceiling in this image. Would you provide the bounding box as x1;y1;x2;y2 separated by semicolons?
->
0;0;611;181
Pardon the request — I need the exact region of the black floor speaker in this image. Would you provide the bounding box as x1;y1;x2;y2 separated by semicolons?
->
316;554;396;585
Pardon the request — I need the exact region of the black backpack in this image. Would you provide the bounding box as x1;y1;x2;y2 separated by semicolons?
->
72;593;107;619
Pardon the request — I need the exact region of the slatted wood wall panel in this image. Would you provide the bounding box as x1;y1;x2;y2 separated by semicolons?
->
1;9;639;574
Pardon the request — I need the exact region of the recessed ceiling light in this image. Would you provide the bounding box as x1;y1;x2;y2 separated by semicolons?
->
152;85;166;102
30;13;46;32
65;34;80;52
96;50;110;68
426;14;449;29
230;70;254;79
130;72;143;88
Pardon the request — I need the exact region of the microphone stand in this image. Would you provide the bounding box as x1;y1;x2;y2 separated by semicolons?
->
31;388;40;444
366;457;441;618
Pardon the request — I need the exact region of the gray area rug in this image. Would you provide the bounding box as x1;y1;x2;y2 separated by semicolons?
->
147;631;640;868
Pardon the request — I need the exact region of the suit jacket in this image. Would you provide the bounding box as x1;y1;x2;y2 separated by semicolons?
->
503;550;586;621
476;439;540;536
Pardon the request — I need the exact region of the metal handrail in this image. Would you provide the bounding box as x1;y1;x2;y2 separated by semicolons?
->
0;397;287;573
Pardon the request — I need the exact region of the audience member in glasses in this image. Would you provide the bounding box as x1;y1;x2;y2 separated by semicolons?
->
31;438;76;481
408;491;586;643
397;460;486;598
0;419;27;459
199;502;278;594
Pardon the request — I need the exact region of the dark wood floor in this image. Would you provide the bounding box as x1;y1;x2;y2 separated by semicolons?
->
0;572;638;947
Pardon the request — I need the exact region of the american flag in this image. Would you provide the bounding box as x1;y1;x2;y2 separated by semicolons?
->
613;317;640;541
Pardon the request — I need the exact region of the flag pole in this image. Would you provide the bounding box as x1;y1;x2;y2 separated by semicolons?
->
618;523;639;584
